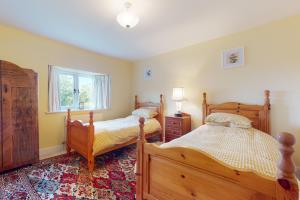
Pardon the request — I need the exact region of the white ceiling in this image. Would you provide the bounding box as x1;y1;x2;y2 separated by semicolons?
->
1;0;300;60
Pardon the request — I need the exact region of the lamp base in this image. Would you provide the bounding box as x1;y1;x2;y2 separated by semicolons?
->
174;113;182;117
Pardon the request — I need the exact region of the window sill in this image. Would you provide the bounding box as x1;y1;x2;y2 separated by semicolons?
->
45;109;110;115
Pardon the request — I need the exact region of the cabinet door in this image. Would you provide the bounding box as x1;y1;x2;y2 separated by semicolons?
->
0;63;2;169
1;62;38;169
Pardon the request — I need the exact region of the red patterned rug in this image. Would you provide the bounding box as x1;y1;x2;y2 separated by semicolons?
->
0;145;136;200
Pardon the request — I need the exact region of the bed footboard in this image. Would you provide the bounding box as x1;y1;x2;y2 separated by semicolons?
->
136;117;299;200
67;109;95;171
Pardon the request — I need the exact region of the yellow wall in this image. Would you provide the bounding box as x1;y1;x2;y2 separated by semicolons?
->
1;15;299;165
133;15;300;165
0;24;134;149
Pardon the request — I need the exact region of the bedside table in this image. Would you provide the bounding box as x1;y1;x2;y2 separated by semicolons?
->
165;114;191;142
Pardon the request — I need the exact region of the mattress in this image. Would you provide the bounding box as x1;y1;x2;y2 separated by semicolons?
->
92;115;161;154
161;125;281;180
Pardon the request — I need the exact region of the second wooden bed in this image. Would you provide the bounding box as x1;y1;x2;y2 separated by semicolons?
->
66;94;164;171
136;90;299;200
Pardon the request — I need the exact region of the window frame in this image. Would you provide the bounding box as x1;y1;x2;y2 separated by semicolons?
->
53;67;106;112
48;65;111;113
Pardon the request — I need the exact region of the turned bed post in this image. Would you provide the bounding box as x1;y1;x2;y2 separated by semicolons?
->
160;94;163;111
264;90;270;109
202;92;207;125
159;94;164;142
87;111;95;172
66;109;71;154
136;117;146;200
135;95;139;109
264;90;271;134
276;132;299;200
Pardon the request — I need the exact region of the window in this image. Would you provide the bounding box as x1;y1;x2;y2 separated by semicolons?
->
48;66;111;112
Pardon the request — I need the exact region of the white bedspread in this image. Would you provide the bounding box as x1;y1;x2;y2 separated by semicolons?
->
161;125;280;180
92;115;161;154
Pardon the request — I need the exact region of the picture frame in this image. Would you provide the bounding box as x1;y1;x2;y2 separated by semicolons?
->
222;47;245;69
144;67;152;80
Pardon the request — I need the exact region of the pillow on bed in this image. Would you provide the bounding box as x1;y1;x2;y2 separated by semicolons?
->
205;113;252;128
205;121;230;127
132;108;158;119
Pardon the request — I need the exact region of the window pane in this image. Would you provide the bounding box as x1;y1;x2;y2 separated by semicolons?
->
58;74;74;109
78;76;94;110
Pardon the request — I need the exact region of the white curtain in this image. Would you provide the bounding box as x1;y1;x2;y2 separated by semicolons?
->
94;75;111;110
48;65;60;112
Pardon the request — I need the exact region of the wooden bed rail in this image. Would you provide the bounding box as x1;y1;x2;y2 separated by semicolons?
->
66;109;95;171
136;117;298;200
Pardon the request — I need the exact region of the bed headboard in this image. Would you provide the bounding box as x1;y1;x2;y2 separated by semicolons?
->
202;90;271;134
135;94;164;128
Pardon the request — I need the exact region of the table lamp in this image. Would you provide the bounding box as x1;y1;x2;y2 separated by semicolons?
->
172;87;184;117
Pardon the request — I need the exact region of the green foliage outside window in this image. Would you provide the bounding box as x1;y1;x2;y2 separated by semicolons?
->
59;74;73;107
58;74;94;110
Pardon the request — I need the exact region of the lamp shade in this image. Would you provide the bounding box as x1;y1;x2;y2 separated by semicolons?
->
172;87;184;101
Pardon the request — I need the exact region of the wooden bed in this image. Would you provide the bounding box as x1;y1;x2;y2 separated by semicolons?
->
66;94;164;171
136;90;299;200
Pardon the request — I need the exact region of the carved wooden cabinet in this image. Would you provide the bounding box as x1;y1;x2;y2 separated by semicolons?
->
0;60;39;172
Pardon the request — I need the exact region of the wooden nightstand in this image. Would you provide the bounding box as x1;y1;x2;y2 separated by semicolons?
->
165;113;191;142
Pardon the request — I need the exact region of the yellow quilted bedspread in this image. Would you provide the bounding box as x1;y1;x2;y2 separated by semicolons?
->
161;125;281;180
92;116;161;155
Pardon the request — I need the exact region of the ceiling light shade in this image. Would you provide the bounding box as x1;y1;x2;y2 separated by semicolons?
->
117;2;139;29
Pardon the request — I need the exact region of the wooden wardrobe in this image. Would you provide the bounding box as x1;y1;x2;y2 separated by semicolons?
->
0;60;39;172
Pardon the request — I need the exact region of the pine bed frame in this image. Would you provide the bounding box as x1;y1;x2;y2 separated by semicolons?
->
66;94;164;171
136;90;299;200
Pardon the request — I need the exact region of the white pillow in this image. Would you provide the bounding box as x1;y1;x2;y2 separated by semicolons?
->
132;108;158;119
205;112;252;129
205;121;230;127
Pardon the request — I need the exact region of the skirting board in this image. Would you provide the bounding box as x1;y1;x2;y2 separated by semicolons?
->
39;144;66;160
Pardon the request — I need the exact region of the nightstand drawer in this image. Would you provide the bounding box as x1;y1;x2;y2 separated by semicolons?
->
166;129;182;137
166;118;181;128
166;124;182;132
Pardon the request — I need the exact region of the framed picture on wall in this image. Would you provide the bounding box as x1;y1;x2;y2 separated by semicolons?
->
222;47;244;69
144;67;152;80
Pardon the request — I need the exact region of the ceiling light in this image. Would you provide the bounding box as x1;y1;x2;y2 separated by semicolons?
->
117;2;139;29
